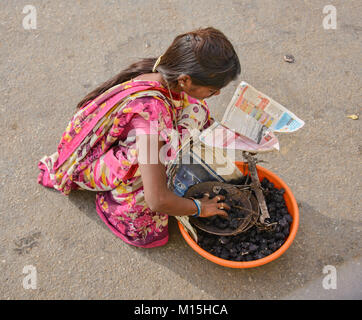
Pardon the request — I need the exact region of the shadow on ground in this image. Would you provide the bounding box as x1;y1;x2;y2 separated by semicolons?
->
68;190;107;230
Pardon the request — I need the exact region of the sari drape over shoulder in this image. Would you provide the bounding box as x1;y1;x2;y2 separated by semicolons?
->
38;80;212;247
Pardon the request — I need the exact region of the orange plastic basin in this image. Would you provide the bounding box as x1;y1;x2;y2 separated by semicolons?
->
178;161;299;268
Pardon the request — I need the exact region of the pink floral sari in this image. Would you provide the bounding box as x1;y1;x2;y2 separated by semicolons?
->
38;80;212;248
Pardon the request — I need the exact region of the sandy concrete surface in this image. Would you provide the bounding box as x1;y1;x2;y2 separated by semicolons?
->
0;0;361;299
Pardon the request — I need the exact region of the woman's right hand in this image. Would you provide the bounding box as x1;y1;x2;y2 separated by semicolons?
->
198;193;230;218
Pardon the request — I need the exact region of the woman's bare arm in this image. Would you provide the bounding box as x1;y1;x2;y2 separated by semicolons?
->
136;134;229;217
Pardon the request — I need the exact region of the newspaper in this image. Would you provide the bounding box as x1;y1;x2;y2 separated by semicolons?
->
219;81;304;145
199;121;280;153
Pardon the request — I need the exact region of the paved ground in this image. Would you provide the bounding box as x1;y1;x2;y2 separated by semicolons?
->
0;0;361;300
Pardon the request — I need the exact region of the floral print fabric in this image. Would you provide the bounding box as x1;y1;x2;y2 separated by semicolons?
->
38;80;212;247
